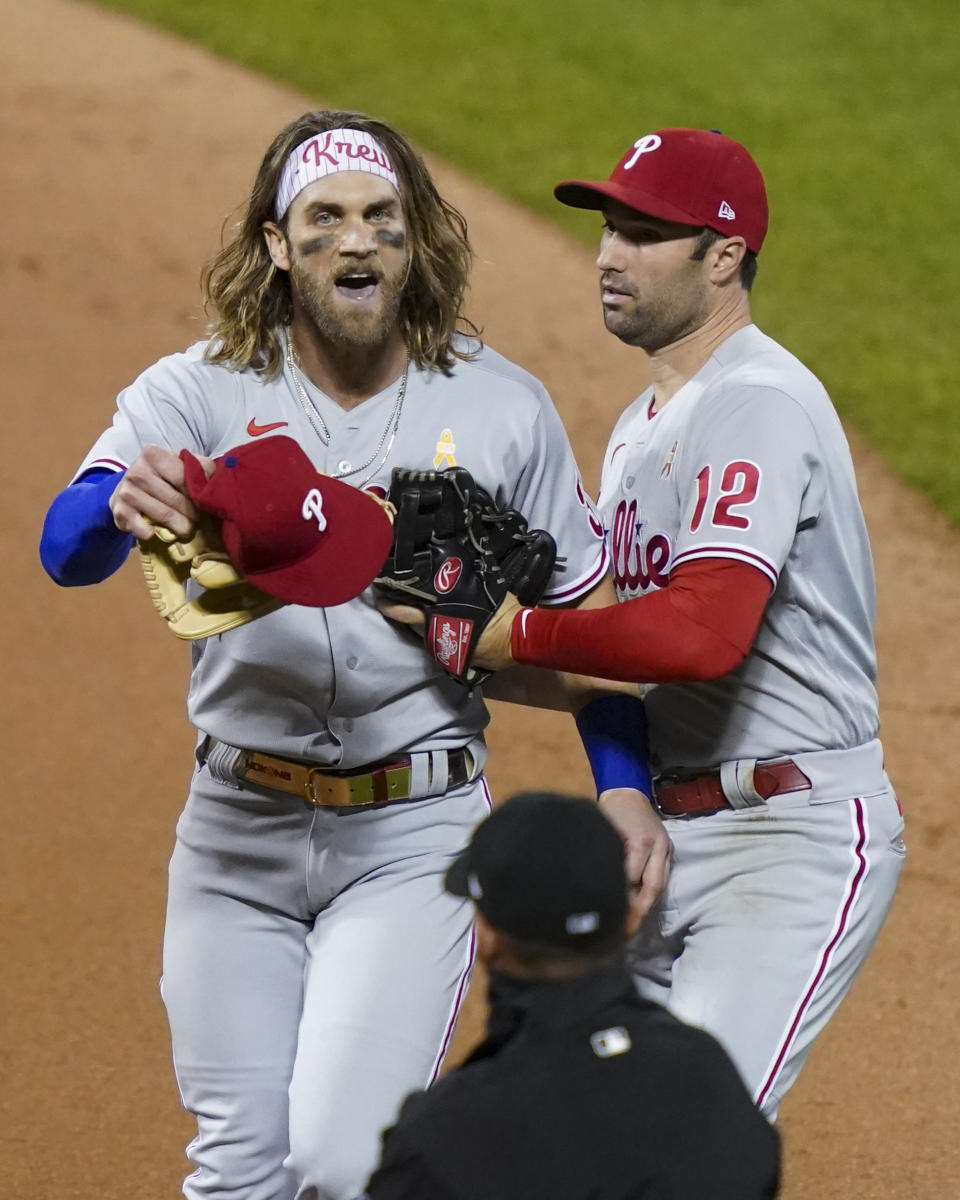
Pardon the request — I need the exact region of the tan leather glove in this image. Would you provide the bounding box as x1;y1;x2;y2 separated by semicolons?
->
138;520;284;640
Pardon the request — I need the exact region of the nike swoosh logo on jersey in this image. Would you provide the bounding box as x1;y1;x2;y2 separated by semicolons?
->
247;418;289;437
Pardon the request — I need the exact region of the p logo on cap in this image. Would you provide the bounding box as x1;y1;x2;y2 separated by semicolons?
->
181;435;394;607
554;127;769;254
301;488;327;531
623;134;662;170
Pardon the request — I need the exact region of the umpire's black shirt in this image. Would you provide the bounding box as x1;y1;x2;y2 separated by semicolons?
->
363;961;780;1200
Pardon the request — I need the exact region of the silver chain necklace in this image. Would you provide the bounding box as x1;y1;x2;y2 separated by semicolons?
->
285;333;408;486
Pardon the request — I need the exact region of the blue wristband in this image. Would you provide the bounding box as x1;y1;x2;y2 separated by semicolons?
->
575;693;652;798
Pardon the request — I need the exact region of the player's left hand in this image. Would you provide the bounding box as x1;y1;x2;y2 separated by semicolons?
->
468;592;523;671
377;590;524;672
598;787;672;919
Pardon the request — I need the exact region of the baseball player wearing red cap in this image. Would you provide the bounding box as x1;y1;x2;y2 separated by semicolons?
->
465;128;906;1117
38;111;618;1199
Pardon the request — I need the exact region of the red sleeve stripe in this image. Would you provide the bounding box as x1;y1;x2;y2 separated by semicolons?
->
671;545;779;587
85;456;127;473
71;457;128;484
541;543;609;604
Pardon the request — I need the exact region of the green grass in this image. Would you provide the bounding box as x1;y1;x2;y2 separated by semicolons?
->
97;0;960;521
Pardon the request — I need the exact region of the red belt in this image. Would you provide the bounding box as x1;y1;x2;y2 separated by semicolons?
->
654;760;812;817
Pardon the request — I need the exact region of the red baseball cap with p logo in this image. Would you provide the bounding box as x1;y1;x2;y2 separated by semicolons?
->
554;128;768;253
181;435;394;607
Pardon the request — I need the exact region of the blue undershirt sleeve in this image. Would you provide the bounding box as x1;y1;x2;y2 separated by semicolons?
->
39;470;134;586
575;693;652;798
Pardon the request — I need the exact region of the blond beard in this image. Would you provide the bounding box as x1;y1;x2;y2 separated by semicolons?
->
290;257;406;348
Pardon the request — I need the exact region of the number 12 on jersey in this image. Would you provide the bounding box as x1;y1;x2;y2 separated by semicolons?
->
690;460;761;532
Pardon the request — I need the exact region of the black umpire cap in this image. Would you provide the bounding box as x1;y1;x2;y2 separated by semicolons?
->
444;792;629;948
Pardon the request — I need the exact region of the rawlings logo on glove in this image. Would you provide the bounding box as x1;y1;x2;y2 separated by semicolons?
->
375;466;558;686
435;558;462;593
430;613;475;676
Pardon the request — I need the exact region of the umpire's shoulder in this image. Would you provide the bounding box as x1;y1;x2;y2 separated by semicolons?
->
378;1070;468;1151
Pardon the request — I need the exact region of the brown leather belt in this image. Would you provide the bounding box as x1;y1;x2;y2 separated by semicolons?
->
654;760;812;818
235;747;473;809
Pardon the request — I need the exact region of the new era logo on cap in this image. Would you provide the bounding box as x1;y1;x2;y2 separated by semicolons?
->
181;435;395;608
554;127;768;253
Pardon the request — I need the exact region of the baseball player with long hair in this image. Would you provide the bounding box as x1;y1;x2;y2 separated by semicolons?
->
459;128;906;1118
38;110;631;1199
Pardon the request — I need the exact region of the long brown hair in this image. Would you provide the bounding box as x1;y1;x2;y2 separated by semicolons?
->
201;110;480;377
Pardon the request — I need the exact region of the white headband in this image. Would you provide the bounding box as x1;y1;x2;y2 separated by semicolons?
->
274;128;401;220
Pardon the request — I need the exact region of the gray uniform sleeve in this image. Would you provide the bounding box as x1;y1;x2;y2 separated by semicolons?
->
671;384;824;587
72;347;230;480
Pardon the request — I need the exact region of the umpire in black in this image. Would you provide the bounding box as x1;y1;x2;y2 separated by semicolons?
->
362;791;780;1200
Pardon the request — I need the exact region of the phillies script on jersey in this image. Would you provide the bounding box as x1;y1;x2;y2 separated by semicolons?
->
610;498;671;594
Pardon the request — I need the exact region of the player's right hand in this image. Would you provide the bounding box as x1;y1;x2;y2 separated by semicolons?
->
110;444;214;541
598;787;672;919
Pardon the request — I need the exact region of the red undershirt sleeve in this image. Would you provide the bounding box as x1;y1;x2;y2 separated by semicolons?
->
512;557;773;684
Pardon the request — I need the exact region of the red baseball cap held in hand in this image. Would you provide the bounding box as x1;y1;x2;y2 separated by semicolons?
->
554;128;768;254
180;435;395;607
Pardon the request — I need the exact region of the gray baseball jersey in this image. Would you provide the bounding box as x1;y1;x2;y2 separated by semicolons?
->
78;335;607;767
72;332;607;1198
597;323;902;1118
597;323;879;772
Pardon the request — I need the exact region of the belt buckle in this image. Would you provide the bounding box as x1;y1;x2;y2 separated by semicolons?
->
651;774;677;818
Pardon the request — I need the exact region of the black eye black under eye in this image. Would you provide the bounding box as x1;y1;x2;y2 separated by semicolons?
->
376;229;406;250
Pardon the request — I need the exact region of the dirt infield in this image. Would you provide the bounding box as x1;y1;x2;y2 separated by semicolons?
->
4;1;958;1196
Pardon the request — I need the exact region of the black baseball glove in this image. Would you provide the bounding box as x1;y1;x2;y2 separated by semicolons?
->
375;467;558;686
